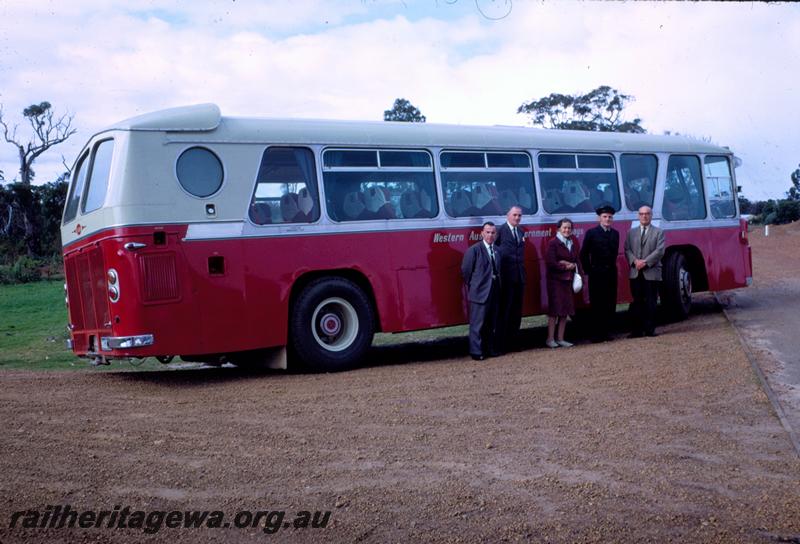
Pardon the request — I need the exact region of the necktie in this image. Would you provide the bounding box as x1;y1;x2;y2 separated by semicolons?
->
512;227;518;243
489;246;497;274
640;227;647;250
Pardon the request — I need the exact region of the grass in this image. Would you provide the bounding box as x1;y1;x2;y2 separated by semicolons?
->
0;281;163;371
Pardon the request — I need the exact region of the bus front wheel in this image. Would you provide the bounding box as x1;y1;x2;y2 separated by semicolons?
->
291;277;375;372
660;252;692;320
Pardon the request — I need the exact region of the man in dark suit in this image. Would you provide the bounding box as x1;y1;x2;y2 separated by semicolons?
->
495;205;526;352
624;206;666;337
580;205;620;343
461;222;501;361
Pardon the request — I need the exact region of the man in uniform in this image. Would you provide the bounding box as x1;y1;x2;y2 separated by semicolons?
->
580;205;620;343
461;222;501;360
495;205;526;352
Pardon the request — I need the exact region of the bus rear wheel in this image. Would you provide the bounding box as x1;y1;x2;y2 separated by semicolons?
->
290;277;375;372
660;252;692;320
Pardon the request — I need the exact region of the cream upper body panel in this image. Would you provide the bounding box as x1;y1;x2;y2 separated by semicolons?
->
61;104;735;248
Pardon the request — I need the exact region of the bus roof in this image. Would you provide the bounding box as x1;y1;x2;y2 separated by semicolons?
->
109;103;731;155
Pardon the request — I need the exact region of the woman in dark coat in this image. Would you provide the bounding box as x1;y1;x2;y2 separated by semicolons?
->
545;218;583;348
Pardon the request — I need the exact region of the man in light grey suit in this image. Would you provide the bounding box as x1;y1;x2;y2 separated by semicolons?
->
461;222;501;360
624;206;666;337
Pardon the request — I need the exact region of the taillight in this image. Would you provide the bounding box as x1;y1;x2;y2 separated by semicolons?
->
740;219;749;244
107;268;120;303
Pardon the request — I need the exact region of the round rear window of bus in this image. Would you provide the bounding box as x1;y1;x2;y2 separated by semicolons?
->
176;147;223;197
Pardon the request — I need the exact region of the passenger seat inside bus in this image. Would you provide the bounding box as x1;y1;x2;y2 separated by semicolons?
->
517;186;533;211
472;183;503;215
449;189;478;217
249;202;273;224
297;187;315;220
342;191;366;220
400;190;427;218
280;192;305;223
499;189;516;213
363;187;396;219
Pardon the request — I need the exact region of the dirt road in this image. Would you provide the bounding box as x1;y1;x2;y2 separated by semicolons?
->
2;226;800;543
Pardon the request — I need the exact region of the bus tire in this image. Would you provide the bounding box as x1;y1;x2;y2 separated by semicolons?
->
660;252;692;321
290;277;375;372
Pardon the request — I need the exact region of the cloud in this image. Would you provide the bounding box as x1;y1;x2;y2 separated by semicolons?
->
0;1;798;199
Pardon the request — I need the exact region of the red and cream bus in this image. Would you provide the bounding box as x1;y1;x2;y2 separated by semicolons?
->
61;104;752;371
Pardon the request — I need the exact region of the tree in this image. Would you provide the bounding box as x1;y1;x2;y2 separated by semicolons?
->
0;101;76;259
789;164;800;201
0;179;68;266
517;85;645;133
384;98;426;123
756;198;800;225
737;195;753;215
0;101;77;184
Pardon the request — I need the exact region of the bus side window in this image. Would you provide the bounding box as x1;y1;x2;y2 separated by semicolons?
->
704;156;736;218
82;139;114;214
441;151;537;218
249;147;320;225
537;153;619;214
322;149;437;222
662;155;706;221
63;152;90;224
620;154;657;211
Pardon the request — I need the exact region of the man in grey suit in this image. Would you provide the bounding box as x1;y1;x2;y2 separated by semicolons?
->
461;221;501;360
624;206;666;337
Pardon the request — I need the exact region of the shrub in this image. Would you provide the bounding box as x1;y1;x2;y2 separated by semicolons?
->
0;256;44;284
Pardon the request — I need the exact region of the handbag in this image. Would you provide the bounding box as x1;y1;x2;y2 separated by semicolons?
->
572;267;583;293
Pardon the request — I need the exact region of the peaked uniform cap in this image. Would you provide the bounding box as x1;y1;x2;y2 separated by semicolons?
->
595;205;615;215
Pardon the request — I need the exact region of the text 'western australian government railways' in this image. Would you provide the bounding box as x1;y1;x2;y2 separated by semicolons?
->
433;228;584;244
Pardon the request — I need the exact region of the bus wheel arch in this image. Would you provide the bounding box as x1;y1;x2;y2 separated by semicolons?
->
289;272;378;372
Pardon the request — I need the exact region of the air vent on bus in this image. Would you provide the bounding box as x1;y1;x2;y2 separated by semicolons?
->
138;253;180;302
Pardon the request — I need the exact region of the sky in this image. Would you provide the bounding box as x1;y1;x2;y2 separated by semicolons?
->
0;0;798;200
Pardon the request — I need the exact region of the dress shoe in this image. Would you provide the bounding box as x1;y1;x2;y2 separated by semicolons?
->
471;354;485;361
645;331;659;337
545;340;559;349
490;350;504;357
628;332;644;339
556;340;574;348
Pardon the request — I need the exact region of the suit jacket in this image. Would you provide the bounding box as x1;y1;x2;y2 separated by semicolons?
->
461;241;501;304
624;224;665;280
580;225;619;274
495;223;526;284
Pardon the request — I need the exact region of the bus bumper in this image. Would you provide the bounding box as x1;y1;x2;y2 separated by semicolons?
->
100;334;155;351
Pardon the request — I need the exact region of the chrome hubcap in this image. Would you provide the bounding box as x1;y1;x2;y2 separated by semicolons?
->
320;313;342;336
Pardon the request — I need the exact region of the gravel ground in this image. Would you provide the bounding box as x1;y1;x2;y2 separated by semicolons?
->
719;221;800;435
2;237;800;543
